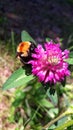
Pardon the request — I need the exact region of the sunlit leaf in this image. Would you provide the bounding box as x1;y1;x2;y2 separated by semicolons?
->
38;99;54;108
2;67;34;90
48;108;58;118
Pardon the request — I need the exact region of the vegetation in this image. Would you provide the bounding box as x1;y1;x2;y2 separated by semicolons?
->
0;31;73;130
0;1;73;129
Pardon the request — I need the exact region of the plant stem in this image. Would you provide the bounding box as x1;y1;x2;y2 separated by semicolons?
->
55;120;73;130
11;30;15;55
43;84;73;129
56;85;65;114
43;109;73;129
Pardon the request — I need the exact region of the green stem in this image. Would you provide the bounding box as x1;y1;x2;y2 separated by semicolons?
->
55;120;73;130
24;106;40;128
56;85;61;114
11;30;15;55
43;84;73;129
31;106;40;120
56;85;65;114
43;109;73;129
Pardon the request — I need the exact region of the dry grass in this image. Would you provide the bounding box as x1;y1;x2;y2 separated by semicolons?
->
0;43;19;130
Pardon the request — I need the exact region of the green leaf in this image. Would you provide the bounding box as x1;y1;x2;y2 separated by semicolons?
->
64;58;73;65
47;89;58;106
69;46;73;51
69;51;73;58
2;67;34;90
48;124;56;130
38;99;54;108
48;108;58;118
55;120;73;130
46;37;51;42
57;116;67;127
21;30;36;44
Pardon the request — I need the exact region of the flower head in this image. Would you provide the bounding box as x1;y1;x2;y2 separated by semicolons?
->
29;41;70;85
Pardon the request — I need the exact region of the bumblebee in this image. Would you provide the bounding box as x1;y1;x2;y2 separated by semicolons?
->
17;41;36;64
